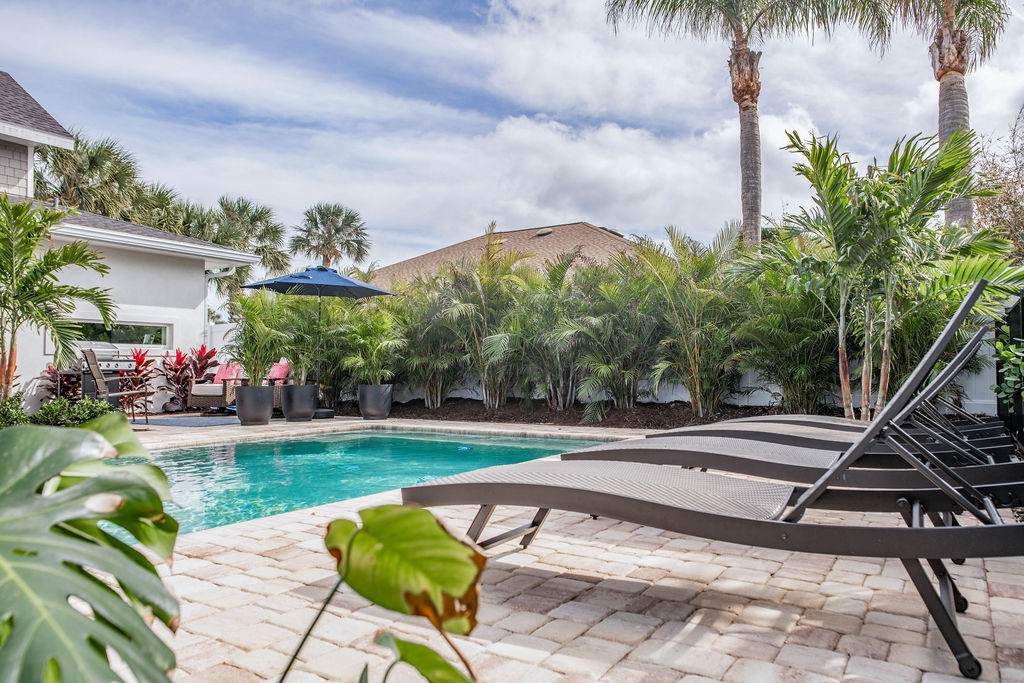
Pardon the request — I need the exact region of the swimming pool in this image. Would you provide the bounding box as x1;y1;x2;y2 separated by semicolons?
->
129;430;603;535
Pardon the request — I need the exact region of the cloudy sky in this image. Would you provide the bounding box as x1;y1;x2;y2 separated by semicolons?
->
3;0;1023;267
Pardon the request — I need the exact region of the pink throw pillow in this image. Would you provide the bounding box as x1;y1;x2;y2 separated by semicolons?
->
211;362;241;384
268;361;290;382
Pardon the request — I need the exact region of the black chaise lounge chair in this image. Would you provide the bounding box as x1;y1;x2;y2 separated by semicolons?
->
560;323;1018;486
402;282;1021;679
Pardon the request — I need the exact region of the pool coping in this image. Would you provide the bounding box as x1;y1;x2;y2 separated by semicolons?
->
135;416;652;453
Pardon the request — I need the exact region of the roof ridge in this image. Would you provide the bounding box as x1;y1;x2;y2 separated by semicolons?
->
0;72;73;140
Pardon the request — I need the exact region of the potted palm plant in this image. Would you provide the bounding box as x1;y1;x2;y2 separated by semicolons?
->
342;308;405;419
280;297;321;422
225;291;287;425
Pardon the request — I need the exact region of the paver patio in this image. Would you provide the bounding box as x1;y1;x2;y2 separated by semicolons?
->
134;418;1024;682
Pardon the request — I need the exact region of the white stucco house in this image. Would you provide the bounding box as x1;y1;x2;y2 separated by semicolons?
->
0;71;257;407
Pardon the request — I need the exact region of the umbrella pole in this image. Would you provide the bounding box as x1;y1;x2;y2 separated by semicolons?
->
317;294;323;393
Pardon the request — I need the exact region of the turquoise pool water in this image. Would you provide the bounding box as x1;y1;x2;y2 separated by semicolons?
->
127;430;602;535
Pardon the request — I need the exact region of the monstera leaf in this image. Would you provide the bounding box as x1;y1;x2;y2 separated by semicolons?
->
324;505;485;636
375;632;474;683
0;418;179;682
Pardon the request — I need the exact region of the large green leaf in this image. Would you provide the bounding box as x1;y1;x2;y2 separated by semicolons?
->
0;423;179;682
375;632;474;683
324;505;485;635
79;412;150;459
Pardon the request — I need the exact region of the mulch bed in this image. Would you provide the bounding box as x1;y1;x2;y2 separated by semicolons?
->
332;398;784;430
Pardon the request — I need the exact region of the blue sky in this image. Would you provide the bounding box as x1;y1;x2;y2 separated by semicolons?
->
3;0;1023;267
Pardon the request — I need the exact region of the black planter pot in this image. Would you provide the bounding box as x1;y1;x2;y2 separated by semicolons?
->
358;384;393;420
282;384;319;422
236;385;275;425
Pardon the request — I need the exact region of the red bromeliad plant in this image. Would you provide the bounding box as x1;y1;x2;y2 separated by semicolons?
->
42;365;82;402
121;349;157;413
161;349;192;404
189;345;219;381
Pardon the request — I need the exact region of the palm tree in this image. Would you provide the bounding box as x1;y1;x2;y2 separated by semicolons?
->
863;0;1009;225
606;0;836;244
34;133;144;220
0;196;116;399
130;182;182;232
167;196;290;296
290;203;371;269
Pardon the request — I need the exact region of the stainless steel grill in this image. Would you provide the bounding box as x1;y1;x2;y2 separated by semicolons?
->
71;342;135;373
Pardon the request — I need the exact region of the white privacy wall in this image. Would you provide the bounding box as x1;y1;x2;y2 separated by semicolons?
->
388;347;999;416
19;241;209;408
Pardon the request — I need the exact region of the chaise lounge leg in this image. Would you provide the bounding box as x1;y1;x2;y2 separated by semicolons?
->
901;557;981;679
467;505;496;543
899;501;969;614
520;508;550;549
468;506;552;551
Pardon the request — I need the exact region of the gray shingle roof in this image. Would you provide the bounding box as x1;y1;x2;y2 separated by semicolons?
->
0;72;72;140
372;221;635;286
30;199;242;252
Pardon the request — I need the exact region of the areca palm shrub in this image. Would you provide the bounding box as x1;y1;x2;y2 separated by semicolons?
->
313;298;358;407
731;255;839;414
439;223;530;410
341;304;406;385
564;254;665;422
224;290;289;386
393;280;463;409
637;224;742;417
484;252;588;412
0;196;116;399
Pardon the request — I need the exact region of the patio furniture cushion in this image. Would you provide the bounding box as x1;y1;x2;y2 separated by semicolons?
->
190;384;226;397
268;360;290;382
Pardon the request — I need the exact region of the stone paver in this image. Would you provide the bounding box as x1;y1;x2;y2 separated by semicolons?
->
135;418;1024;682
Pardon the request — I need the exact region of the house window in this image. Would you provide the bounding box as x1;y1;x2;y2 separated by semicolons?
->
78;322;169;346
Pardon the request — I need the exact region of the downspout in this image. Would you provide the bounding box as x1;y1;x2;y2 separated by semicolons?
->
204;267;236;346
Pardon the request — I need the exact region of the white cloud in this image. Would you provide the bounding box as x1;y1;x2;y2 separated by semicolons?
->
2;0;1021;270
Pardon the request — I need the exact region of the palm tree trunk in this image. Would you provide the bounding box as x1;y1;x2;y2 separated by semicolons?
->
860;302;873;422
931;18;972;225
3;338;17;400
838;296;855;419
730;38;762;245
874;294;895;417
0;344;8;401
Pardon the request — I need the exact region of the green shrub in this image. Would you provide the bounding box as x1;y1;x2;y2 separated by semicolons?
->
30;397;113;427
30;397;77;427
72;397;115;423
0;393;28;428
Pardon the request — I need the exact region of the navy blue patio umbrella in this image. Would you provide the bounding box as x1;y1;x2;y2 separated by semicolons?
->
242;266;393;383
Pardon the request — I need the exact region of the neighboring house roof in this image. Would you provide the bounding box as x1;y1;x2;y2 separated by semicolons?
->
372;221;635;286
33;201;259;270
0;72;73;149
